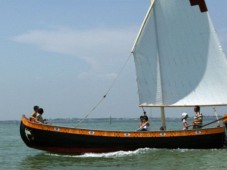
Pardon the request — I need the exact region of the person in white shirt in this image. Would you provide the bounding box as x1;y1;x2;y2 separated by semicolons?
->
36;108;45;123
182;112;189;130
137;115;150;131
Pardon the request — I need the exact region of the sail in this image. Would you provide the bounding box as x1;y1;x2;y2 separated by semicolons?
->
132;0;227;107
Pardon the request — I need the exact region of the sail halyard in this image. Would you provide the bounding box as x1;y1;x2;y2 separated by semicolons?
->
132;0;227;108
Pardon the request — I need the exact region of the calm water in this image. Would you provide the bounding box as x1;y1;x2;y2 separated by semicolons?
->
1;117;227;170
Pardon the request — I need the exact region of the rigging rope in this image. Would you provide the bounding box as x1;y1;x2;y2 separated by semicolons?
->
142;107;147;115
75;52;133;127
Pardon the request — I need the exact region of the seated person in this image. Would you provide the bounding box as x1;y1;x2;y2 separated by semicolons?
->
36;108;45;123
137;115;150;131
29;105;39;121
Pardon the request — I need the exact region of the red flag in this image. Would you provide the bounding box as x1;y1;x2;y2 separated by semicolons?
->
190;0;208;12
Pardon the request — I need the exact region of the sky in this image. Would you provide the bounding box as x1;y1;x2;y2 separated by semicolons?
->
0;0;227;120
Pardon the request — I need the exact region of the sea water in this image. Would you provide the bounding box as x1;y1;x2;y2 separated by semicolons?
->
1;117;227;170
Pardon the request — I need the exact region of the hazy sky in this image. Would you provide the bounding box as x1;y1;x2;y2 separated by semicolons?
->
0;0;227;120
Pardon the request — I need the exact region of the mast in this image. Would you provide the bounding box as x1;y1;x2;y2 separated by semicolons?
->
161;107;166;130
152;0;166;130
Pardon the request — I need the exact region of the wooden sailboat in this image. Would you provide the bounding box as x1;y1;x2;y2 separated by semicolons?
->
20;0;227;154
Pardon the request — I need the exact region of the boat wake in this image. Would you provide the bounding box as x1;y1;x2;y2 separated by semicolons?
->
79;148;153;158
46;148;154;158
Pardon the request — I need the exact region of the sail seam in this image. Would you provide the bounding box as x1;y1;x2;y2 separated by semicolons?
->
153;1;164;105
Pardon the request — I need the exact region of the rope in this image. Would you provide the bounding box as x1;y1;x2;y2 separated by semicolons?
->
142;107;147;115
104;52;133;96
201;116;224;128
75;53;133;127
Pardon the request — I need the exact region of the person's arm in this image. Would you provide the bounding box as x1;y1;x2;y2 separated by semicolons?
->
141;121;149;127
184;121;189;128
30;112;36;118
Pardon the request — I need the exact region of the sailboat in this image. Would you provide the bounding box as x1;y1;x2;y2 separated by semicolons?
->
20;0;227;154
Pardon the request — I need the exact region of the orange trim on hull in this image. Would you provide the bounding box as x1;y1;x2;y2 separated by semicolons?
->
223;114;227;123
21;115;225;138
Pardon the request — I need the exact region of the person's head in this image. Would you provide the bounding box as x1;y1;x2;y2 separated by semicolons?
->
38;108;44;115
194;105;200;113
140;115;144;122
34;105;39;112
144;115;149;121
182;112;188;120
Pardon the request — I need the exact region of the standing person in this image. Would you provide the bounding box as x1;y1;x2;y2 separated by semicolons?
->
36;108;45;123
30;105;39;121
182;112;189;130
192;105;203;129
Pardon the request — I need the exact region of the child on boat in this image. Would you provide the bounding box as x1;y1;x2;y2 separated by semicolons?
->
182;112;189;130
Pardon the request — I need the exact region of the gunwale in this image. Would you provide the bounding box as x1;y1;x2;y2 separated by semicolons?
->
21;115;225;138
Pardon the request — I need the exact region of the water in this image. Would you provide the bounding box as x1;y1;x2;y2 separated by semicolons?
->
1;117;227;170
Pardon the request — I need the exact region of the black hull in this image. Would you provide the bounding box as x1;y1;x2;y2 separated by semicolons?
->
20;116;226;154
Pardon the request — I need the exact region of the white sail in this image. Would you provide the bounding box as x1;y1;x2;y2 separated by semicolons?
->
132;0;227;107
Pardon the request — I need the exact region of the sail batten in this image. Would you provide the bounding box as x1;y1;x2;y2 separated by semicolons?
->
133;0;227;107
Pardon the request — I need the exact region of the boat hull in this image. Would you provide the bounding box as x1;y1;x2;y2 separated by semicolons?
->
20;115;226;154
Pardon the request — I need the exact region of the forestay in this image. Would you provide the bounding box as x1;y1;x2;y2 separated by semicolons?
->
132;0;227;107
